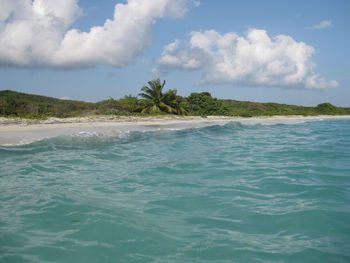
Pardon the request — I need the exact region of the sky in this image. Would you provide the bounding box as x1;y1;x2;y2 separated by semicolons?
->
0;0;349;106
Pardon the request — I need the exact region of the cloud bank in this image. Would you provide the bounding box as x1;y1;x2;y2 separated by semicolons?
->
0;0;194;68
157;29;338;89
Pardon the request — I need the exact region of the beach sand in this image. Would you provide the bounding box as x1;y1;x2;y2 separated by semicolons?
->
1;115;350;146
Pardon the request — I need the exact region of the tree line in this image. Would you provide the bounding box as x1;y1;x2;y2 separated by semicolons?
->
1;79;349;119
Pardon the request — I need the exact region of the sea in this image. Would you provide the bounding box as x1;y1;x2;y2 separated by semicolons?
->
1;118;350;262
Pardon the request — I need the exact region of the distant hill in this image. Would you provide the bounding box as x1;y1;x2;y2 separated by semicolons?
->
0;90;95;118
221;99;350;117
0;90;349;119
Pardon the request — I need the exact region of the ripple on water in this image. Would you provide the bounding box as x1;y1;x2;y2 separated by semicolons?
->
1;120;350;262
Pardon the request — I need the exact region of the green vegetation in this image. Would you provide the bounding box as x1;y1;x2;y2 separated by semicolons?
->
221;100;349;116
0;90;95;118
186;92;229;116
1;80;349;119
139;79;177;114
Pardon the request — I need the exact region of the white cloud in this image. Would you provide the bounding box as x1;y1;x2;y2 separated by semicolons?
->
310;20;332;29
157;29;338;89
0;0;195;68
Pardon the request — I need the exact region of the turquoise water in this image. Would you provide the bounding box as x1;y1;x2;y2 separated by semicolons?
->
1;119;350;262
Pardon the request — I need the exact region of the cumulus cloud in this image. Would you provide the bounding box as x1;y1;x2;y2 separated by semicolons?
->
157;29;338;89
309;20;332;30
0;0;195;68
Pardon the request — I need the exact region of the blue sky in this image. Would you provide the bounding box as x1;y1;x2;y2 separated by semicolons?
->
0;0;349;106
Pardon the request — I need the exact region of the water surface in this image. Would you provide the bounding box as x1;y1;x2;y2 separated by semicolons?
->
1;119;350;262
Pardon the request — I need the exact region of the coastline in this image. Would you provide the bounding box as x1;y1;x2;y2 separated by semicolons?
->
1;115;350;146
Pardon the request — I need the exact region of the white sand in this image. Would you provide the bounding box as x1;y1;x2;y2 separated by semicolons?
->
1;115;350;146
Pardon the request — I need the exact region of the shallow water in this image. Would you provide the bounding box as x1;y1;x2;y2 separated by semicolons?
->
1;120;350;262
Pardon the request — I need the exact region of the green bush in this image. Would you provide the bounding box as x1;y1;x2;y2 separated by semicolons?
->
186;92;229;116
316;103;338;114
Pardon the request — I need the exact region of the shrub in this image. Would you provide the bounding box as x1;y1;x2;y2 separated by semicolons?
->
186;92;229;116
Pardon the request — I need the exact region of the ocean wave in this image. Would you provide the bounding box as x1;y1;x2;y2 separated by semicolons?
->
1;119;350;262
0;120;303;148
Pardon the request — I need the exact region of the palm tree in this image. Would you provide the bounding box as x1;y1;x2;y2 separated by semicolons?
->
139;79;188;115
163;89;188;116
139;79;175;114
173;96;189;116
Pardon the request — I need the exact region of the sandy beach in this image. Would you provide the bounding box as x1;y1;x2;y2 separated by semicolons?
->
1;115;350;146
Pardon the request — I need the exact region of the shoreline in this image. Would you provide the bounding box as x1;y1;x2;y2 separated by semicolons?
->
1;115;350;146
2;114;350;125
